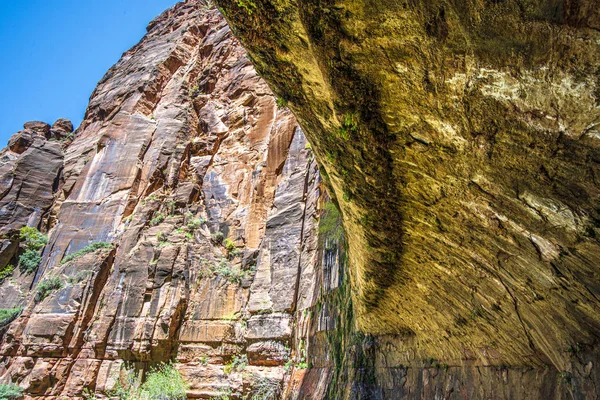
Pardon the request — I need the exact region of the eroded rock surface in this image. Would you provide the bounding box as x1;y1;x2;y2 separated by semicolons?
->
215;0;600;398
0;0;598;399
0;121;71;310
0;1;328;398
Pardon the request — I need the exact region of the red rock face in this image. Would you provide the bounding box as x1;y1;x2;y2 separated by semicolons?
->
0;1;333;398
0;121;71;311
1;2;595;399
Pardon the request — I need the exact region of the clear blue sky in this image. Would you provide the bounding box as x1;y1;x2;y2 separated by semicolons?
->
0;0;177;146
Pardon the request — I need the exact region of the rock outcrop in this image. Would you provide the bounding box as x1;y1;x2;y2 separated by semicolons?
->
0;120;71;310
0;1;334;398
214;0;600;398
0;0;599;399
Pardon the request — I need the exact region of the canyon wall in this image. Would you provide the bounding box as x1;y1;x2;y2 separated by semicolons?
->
0;2;341;398
215;0;600;398
0;0;598;399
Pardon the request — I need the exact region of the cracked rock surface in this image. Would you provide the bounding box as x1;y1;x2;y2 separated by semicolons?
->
0;0;599;398
214;0;600;397
0;2;331;398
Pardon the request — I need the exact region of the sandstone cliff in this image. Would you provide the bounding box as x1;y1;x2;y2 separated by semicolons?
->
0;1;339;398
0;0;599;399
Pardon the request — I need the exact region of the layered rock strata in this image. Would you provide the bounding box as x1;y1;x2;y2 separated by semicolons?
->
0;120;72;310
0;0;598;399
0;2;335;398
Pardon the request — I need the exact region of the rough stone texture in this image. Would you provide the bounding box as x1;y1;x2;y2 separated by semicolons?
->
0;0;597;398
0;1;325;399
0;123;66;234
0;121;69;310
215;0;600;397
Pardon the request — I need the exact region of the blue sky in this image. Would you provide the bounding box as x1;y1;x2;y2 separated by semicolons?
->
0;0;176;145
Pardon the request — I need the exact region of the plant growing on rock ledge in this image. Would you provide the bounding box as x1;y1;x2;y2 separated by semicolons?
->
150;212;166;226
223;238;235;251
138;362;188;400
0;264;15;281
82;388;98;400
210;259;248;284
18;249;42;274
156;232;168;243
60;242;113;265
228;248;242;260
35;276;63;302
0;307;22;329
211;231;224;244
18;226;48;274
99;362;187;400
186;217;204;230
275;97;288;108
294;339;310;369
248;376;280;400
0;383;24;399
224;354;248;374
223;238;242;260
209;388;233;400
67;270;92;285
20;226;48;249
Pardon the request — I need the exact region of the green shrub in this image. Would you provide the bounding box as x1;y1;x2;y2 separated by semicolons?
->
0;383;23;399
275;97;287;108
228;248;242;260
213;260;246;284
156;232;168;242
18;226;48;274
224;354;247;375
138;363;187;400
211;231;224;244
35;276;64;302
223;238;235;251
249;376;280;400
19;226;47;250
60;242;113;265
150;213;165;226
186;218;204;230
82;388;98;400
209;392;232;400
0;308;22;329
293;339;310;370
19;249;42;274
189;85;201;97
105;364;138;400
165;200;176;215
67;270;91;285
284;358;293;371
0;264;14;280
213;259;230;276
